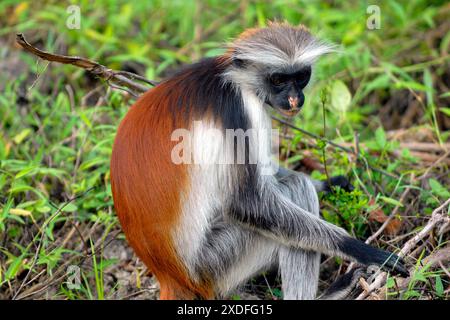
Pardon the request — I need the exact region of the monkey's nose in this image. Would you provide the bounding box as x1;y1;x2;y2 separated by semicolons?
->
288;96;299;109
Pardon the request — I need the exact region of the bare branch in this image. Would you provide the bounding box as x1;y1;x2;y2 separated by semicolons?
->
399;198;450;257
16;33;158;97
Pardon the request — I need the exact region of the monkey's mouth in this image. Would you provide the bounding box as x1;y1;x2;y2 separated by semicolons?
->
277;108;301;117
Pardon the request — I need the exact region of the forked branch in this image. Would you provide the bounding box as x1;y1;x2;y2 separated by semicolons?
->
16;33;158;97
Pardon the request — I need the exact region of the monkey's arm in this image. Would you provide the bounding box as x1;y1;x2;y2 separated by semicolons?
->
229;172;407;276
275;166;354;193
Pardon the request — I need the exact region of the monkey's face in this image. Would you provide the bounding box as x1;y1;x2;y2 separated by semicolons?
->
264;66;311;117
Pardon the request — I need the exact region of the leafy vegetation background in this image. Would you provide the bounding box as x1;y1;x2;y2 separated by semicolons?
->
0;0;449;300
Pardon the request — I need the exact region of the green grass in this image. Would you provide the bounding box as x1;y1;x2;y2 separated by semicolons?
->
0;0;449;300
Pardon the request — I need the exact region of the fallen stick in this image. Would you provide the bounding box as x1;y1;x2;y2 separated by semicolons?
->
418;151;450;180
356;198;450;300
340;141;450;154
399;198;450;257
400;142;450;153
408;151;450;164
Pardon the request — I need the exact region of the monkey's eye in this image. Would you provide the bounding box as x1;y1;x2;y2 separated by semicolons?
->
270;74;286;86
294;67;312;88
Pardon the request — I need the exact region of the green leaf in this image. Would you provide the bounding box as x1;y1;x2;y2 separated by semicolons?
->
62;203;78;213
379;196;403;207
386;277;395;288
404;290;421;299
317;139;327;150
5;255;24;281
15;166;37;179
389;1;407;26
429;179;450;199
364;74;390;94
375;127;387;149
286;154;302;164
423;68;434;106
435;275;444;297
80;113;93;129
79;157;107;171
413;272;427;283
331;80;352;114
440;107;450;117
13;129;32;144
36;206;51;213
394;81;427;92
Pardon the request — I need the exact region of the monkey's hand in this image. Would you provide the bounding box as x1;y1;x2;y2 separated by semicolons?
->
340;238;408;277
374;250;409;277
323;175;354;193
343;238;409;277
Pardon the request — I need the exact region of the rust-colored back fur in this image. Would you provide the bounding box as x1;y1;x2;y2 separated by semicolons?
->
110;81;213;299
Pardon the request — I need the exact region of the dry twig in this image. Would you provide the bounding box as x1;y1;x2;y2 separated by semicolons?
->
16;34;157;97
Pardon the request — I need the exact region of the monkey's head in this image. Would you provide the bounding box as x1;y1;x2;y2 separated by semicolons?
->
225;22;333;117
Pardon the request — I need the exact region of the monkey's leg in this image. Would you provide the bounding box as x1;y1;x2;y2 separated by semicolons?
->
279;247;320;299
280;247;366;300
195;219;279;298
276;171;321;299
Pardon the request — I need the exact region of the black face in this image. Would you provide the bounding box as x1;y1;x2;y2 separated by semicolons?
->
265;66;311;117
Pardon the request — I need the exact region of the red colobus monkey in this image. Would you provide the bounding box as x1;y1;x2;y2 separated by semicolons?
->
111;22;407;300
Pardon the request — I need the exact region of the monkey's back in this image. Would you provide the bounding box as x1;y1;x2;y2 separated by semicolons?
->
110;81;214;299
